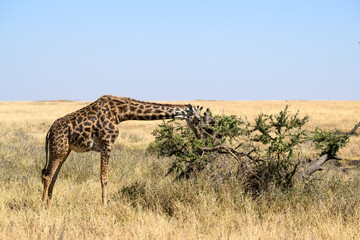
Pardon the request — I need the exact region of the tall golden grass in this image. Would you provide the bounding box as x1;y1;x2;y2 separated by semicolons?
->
0;100;359;239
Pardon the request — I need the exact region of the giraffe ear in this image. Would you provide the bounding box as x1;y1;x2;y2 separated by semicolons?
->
193;106;199;115
187;104;194;114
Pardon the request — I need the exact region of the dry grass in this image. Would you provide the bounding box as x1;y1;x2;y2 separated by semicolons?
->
1;100;360;239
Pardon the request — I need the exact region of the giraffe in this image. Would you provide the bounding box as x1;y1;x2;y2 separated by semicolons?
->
41;95;203;207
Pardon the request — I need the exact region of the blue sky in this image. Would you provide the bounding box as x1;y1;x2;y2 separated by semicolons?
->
0;1;359;101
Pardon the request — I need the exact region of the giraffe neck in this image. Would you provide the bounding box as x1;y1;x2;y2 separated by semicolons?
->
105;96;188;123
124;101;188;121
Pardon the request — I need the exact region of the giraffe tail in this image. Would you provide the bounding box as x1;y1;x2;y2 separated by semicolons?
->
42;130;51;175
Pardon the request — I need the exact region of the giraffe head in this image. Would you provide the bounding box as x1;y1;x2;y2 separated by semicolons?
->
175;104;203;139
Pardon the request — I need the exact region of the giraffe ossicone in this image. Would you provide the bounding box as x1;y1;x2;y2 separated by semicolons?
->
41;95;204;207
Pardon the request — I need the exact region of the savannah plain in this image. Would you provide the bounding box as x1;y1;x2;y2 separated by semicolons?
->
1;100;360;239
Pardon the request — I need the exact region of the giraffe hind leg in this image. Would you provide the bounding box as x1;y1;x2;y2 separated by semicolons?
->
42;150;70;207
42;175;51;205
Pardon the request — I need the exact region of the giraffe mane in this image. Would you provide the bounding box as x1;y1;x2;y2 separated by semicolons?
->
105;95;189;108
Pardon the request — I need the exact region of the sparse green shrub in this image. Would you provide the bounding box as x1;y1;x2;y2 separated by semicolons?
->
312;128;349;156
248;106;309;191
148;113;249;179
149;106;350;194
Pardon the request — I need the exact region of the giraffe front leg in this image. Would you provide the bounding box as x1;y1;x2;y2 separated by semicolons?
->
100;147;111;206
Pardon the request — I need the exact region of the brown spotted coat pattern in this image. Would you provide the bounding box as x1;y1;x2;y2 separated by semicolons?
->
42;95;202;207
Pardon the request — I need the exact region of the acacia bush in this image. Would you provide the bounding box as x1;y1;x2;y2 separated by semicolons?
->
148;106;350;193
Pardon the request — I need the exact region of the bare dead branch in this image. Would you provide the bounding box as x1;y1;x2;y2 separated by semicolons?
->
302;154;343;177
302;154;329;177
199;145;256;162
348;122;360;136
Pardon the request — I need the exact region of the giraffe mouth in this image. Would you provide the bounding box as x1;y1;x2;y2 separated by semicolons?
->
193;125;202;139
186;120;202;139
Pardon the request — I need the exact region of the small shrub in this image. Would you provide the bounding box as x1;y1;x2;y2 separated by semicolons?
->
120;181;146;207
249;106;309;191
312;128;349;156
148;113;249;179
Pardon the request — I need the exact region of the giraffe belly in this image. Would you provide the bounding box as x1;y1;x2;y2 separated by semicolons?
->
70;137;101;153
